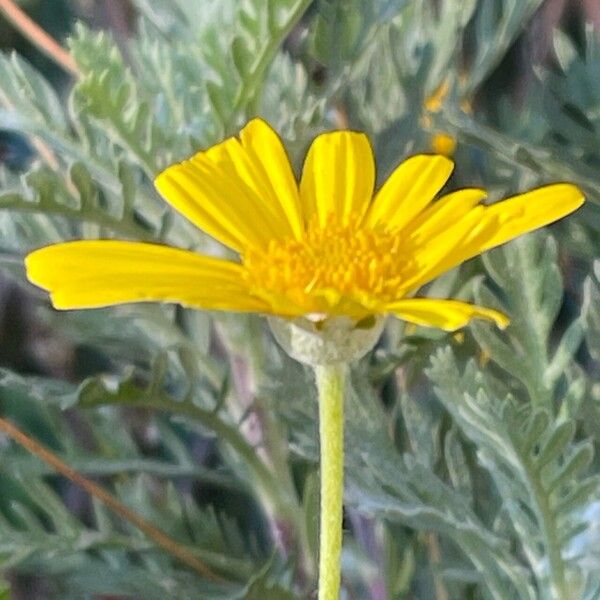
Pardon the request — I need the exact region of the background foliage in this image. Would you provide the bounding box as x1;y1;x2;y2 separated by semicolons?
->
0;1;599;598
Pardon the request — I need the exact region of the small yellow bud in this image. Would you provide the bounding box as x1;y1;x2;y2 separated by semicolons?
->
431;132;457;157
424;79;450;113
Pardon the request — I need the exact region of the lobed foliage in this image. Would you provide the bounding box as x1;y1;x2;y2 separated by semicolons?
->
0;1;599;598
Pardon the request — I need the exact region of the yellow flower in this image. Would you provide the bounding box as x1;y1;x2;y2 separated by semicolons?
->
25;119;584;331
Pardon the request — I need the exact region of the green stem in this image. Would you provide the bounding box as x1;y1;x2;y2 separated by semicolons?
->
315;363;347;600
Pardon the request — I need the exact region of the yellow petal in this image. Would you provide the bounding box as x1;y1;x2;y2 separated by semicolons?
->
365;154;454;230
239;119;303;239
155;118;300;252
299;130;375;227
400;183;584;292
407;188;487;242
386;298;509;331
398;206;499;294
480;183;584;251
25;241;268;312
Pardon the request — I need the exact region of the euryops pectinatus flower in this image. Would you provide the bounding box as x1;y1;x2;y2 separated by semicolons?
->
24;118;585;600
25;118;584;331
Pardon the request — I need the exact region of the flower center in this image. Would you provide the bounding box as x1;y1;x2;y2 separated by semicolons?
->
242;216;413;313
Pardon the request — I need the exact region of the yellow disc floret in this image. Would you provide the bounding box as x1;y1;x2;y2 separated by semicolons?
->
243;215;415;317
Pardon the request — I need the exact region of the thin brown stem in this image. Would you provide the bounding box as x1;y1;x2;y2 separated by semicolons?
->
0;416;220;581
0;0;79;77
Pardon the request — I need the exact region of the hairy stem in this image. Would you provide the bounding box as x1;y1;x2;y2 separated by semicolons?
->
315;363;347;600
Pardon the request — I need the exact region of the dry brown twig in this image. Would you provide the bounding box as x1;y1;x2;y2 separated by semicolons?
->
0;1;82;184
0;415;222;581
0;0;79;76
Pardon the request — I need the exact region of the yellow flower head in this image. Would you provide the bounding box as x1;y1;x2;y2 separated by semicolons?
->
25;119;584;331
